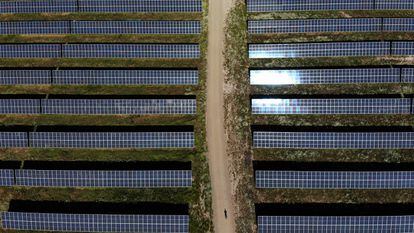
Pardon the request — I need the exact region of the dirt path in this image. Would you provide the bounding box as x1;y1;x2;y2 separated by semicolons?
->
206;0;235;232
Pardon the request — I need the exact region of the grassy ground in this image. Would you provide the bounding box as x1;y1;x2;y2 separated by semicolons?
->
225;3;414;233
0;4;212;233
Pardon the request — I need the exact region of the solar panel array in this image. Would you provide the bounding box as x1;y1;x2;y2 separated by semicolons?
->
253;132;414;149
0;69;198;85
0;169;14;186
0;21;201;35
377;0;414;10
0;0;202;13
392;41;414;56
0;0;77;13
62;44;200;59
15;170;192;188
53;69;199;85
257;216;414;233
2;212;190;233
251;98;411;115
42;99;196;115
0;70;50;85
403;68;414;83
250;68;401;85
249;42;390;59
0;132;27;148
30;132;195;149
0;44;61;58
256;170;414;189
0;99;40;114
247;0;414;12
0;44;200;59
384;18;414;32
248;18;382;34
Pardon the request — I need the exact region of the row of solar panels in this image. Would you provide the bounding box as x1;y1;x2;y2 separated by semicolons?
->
247;0;414;12
0;20;201;35
251;98;413;115
2;212;189;233
249;41;414;59
253;131;414;149
258;215;414;233
249;18;414;34
256;170;414;189
0;0;202;13
0;132;194;148
0;169;192;188
0;99;196;115
250;68;413;85
0;44;199;58
0;69;199;85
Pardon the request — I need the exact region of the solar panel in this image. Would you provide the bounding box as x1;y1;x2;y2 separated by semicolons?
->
0;21;70;35
53;69;199;85
257;215;414;233
15;169;192;188
248;18;381;34
30;132;194;149
73;21;201;35
250;68;400;85
251;98;411;115
249;42;390;58
256;170;414;189
384;18;414;32
79;0;202;13
376;0;414;10
402;68;414;83
2;212;190;233
391;41;414;56
253;132;414;149
246;0;373;12
0;0;77;14
42;99;197;115
0;70;50;85
0;44;61;58
62;44;200;58
0;169;14;186
0;132;27;148
0;99;41;114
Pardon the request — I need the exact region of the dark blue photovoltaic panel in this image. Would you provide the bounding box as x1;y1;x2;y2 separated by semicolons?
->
30;132;194;149
253;132;414;149
79;0;202;13
53;69;199;85
0;44;61;58
391;42;414;56
15;170;192;188
251;98;411;115
256;170;414;189
2;212;190;233
257;216;414;233
248;18;381;34
384;18;414;32
246;0;373;12
402;68;414;83
0;132;27;148
0;21;70;34
249;42;390;58
42;99;196;115
0;169;14;186
62;44;200;58
0;0;77;13
250;68;400;85
377;0;414;10
73;21;201;34
0;99;40;114
0;70;50;85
